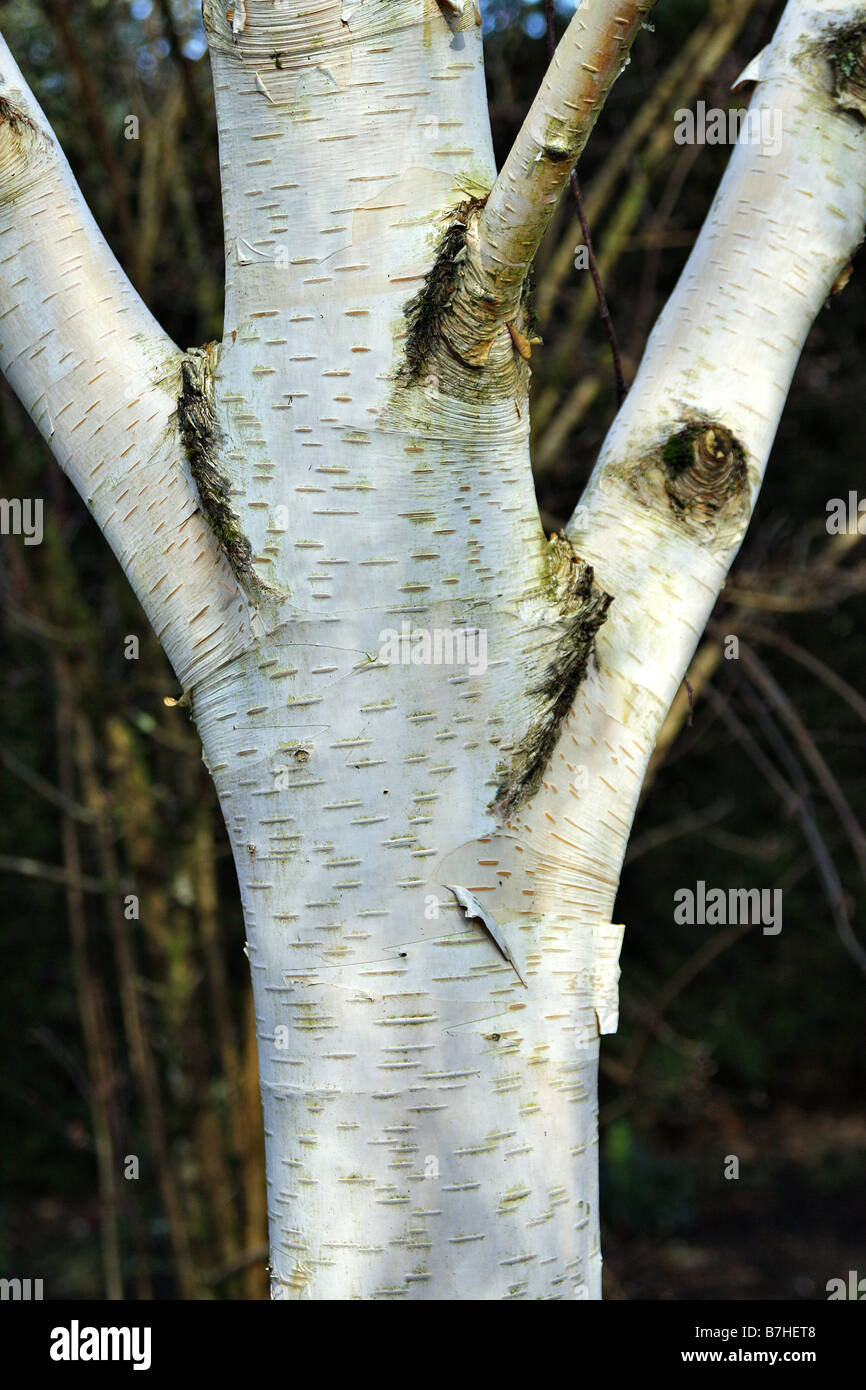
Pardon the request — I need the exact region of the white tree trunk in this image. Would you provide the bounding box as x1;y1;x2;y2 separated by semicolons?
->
1;0;864;1299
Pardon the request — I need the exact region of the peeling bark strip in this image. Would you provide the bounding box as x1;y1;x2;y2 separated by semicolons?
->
493;535;612;821
446;885;527;986
226;1;247;39
178;346;266;594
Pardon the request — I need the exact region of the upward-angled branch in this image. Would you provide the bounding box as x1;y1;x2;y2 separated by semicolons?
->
544;0;627;404
0;37;254;690
444;0;656;365
511;0;866;927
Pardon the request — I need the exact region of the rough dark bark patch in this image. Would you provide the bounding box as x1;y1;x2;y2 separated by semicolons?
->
492;535;612;821
661;422;747;520
0;96;37;136
616;414;752;547
400;197;487;384
829;27;866;119
178;345;270;594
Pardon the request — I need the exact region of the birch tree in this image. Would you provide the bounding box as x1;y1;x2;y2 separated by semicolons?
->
1;0;864;1299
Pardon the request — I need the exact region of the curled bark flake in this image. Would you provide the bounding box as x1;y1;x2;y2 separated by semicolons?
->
436;0;477;28
446;885;527;987
506;321;541;361
226;1;247;39
830;262;854;296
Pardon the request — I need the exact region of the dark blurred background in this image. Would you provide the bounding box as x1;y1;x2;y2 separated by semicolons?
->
0;0;863;1300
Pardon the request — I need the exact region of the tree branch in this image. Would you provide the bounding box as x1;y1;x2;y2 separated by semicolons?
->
544;0;626;405
568;0;866;629
444;0;656;365
514;0;866;927
0;36;255;689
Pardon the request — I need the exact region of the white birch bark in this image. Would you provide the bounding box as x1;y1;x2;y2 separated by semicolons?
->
0;40;255;689
1;0;864;1299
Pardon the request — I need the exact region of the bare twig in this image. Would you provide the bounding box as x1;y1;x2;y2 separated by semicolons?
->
705;683;866;974
624;798;734;864
43;0;136;261
534;0;760;324
741;620;866;728
75;712;198;1301
0;747;95;823
52;655;124;1300
544;1;626;404
622;919;755;1080
730;639;866;889
0;853;114;894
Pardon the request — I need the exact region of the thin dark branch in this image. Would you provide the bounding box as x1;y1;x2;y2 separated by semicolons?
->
621;919;754;1079
43;0;136;260
732;641;866;888
544;0;627;406
740;620;866;727
156;0;207;127
0;747;96;823
705;683;866;975
625;798;733;864
0;853;118;895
